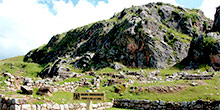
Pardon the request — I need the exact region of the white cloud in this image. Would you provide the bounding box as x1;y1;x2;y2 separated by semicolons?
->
0;0;181;59
199;0;220;20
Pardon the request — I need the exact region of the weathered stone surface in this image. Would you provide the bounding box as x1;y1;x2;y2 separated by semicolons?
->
60;104;64;110
14;105;21;110
36;105;41;110
38;59;81;78
63;104;69;110
113;99;220;109
31;105;37;110
18;99;27;105
52;104;60;110
68;104;74;109
10;105;16;110
3;73;14;79
114;63;125;71
36;86;53;96
2;103;7;110
21;104;31;110
21;86;33;95
213;6;220;32
23;77;33;86
179;32;220;70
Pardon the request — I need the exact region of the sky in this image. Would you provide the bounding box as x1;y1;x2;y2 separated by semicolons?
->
0;0;220;60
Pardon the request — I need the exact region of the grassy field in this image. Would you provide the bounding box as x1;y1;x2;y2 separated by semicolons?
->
0;56;43;78
0;56;220;106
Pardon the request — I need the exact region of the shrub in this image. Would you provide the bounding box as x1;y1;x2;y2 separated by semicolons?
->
183;12;199;24
202;35;216;49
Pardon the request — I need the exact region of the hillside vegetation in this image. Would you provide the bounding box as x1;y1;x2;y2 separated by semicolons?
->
0;56;220;105
1;2;220;109
24;2;214;78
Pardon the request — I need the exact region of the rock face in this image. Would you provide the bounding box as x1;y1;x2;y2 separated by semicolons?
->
212;6;220;32
38;58;80;78
179;5;220;70
180;32;220;69
24;2;212;78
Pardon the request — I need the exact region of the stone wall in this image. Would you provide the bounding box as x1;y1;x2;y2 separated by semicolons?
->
183;74;214;80
0;94;113;110
113;99;220;110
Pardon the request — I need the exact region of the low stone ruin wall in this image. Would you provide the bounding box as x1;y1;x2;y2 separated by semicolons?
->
0;94;113;110
183;74;214;80
113;99;220;110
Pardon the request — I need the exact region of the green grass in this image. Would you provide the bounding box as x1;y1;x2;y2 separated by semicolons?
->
0;56;220;106
0;56;43;78
67;64;83;73
160;24;192;48
101;79;219;102
47;91;74;104
95;67;117;74
173;9;199;24
132;80;188;87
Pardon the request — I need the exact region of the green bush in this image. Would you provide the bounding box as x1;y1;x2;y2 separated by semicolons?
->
202;35;216;49
183;12;199;24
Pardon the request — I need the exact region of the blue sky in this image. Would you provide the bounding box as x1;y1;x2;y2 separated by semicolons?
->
38;0;204;15
38;0;108;15
175;0;204;9
0;0;219;60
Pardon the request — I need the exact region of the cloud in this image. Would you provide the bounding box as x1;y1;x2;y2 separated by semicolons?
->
0;0;179;59
199;0;220;20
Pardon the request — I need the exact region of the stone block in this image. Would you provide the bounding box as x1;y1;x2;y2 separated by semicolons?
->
31;105;37;110
160;100;166;105
68;103;74;110
21;86;33;95
19;99;27;105
64;104;69;110
153;100;159;105
11;98;15;105
10;105;15;110
11;105;22;110
21;104;31;110
181;101;188;107
60;104;64;110
0;102;3;109
36;105;41;110
41;104;47;110
52;104;60;110
2;103;7;110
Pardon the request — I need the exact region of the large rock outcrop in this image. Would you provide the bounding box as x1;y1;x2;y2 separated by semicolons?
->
24;2;212;78
212;6;220;32
179;6;220;70
179;32;220;69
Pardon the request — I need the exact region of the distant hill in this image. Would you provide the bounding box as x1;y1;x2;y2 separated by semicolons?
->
23;2;220;78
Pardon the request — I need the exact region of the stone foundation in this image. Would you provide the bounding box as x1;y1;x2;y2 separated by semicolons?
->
113;99;220;110
0;94;113;110
184;74;214;80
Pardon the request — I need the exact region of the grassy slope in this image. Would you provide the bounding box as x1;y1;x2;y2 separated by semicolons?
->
0;56;43;78
0;56;219;105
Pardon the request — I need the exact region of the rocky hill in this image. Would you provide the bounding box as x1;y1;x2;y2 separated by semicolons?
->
180;6;220;70
24;2;215;78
